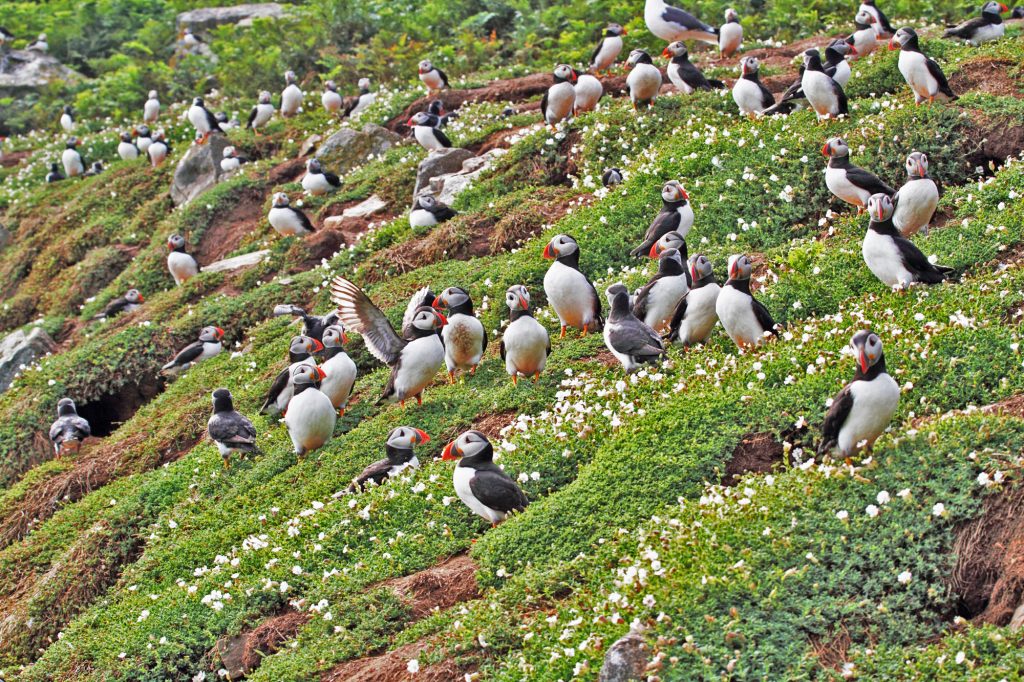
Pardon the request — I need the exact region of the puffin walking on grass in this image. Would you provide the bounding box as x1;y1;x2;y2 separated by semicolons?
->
800;49;848;122
663;42;724;94
818;331;900;457
645;0;718;44
542;234;603;338
443;430;529;527
161;326;224;375
418;59;449;91
321;80;343;114
665;254;721;346
144;90;160;124
719;8;743;58
823;137;895;212
501;285;550;385
330;278;448;407
409;194;457;227
62;138;84;178
347;426;430;492
541;64;578;128
284;364;335;457
590;23;626;74
302;159;341;196
319;325;357;414
625;49;663;109
631;247;690;333
248;91;275;134
272;304;340;342
630;180;694;257
260;335;325;416
892;152;940;236
716;254;777;349
60;105;74;133
117;132;139;160
604;283;665;372
407;112;453;151
94;288;144;320
49;398;91;457
208;388;258;469
861;193;952;290
268;193;316;237
188;97;221;144
732;56;774;118
889;28;957;104
166;234;199;285
280;70;303;117
433;286;487;383
944;1;1007;45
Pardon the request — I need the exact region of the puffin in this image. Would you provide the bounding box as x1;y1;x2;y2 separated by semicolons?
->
500;284;551;385
645;0;718;44
46;163;65;183
319;324;357;413
166;234;200;285
801;49;848;122
542;234;603;337
301;159;341;196
764;41;854;116
719;8;743;58
346;78;377;117
272;304;340;341
117;132;139;160
574;73;604;114
665;254;721;346
135;125;153;154
663;42;725;94
144;90;160;123
268;192;316;237
93;288;144;320
889;28;957;104
84;161;105;177
625;49;663;109
49;398;91;457
284;364;335;457
322;80;343;114
426;99;456;128
715;254;777;349
630;180;693;257
147;130;171;167
732;56;774;118
188;97;221;144
859;0;894;37
61;137;84;178
418;59;449;91
1013;7;1024;18
648;230;689;263
60;105;74;133
208;388;258;469
221;146;245;172
862;193;952;290
26;33;48;52
892;151;939;236
346;426;430;493
542;64;578;127
260;335;325;416
247;91;275;134
280;70;303;117
330;277;448;406
409;194;457;227
817;331;900;457
631;247;690;333
407;112;452;150
604;283;665;372
161;325;224;375
180;27;200;52
433;286;487;382
602;168;624;187
590;23;626;74
215;111;237;131
823;137;895;212
847;11;878;58
944;2;1007;46
442;430;529;527
401;287;439;339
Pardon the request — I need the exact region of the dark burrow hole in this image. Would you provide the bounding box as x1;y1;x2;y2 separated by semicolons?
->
75;378;160;437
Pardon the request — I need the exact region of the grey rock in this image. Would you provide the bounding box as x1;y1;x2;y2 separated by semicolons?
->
1011;603;1024;632
298;133;322;157
429;148;508;205
598;627;649;682
201;249;270;273
170;134;234;206
414;147;474;196
0;326;56;394
177;3;285;35
0;50;83;95
342;195;387;218
315;124;401;173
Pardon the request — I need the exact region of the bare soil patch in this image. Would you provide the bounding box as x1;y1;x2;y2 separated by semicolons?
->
194;186;266;263
723;431;784;486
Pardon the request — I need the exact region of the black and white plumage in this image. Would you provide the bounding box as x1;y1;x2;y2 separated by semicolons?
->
144;90;160;123
268;192;316;237
625;49;663;109
135;125;153;154
281;70;303;117
322;80;343;114
117;131;139;160
248;91;275;133
890;28;957;104
603;283;665;372
166;234;199;285
763;42;853;116
818;331;900;457
602;168;624;187
732;56;774;117
26;33;48;52
347;78;377;118
662;42;724;94
272;304;340;342
84;161;104;177
433;286;487;381
892;152;939;236
418;59;449;91
645;0;718;44
407;112;452;151
574;74;604;114
59;105;74;133
284;364;335;457
260;335;325;416
443;430;528;527
716;254;777;348
847;11;878;58
859;0;894;37
665;254;721;346
541;64;578;127
944;1;1007;45
1013;6;1024;18
719;8;743;58
409;194;457;228
61;137;84;178
647;230;689;263
208;388;258;468
179;27;201;52
590;23;626;74
501;285;550;384
862;193;952;290
426;99;456;128
147;131;170;167
94;288;144;320
161;325;224;374
401;287;438;340
301;159;341;196
49;398;91;457
823;137;895;212
630;180;693;257
542;234;603;337
632;247;689;333
188;97;221;144
46;162;65;183
221;146;245;172
319;324;357;413
330;278;447;406
347;426;430;493
801;49;848;121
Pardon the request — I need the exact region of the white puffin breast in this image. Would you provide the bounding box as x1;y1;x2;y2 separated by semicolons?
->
284;388;336;451
453;465;506;523
320;352;357;408
675;283;720;345
627;64;662;102
409;208;438;228
442;313;485;370
667;63;695;94
390;335;444;401
413;125;445;151
302;172;333;195
544;260;596;328
892;178;938;236
573;75;603;112
732;78;766;115
592;36;622;70
504;316;549;376
269;207;310;236
862;230;914;288
545;81;576;123
837;374;900;454
825;166;870;207
716;285;766;346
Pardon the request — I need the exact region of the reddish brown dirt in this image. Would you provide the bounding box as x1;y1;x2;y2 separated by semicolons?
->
322;641;477;682
268;157;307;184
469;125;532;155
318;199;396;247
286;228;349;271
723;431;784;486
950;57;1023;98
0;150;31;168
469;410;518;440
809;623;852;671
210;609;312;678
193;186;266;264
381;554;479;619
965;110;1024;173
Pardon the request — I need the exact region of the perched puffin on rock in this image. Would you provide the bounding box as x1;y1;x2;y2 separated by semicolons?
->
208;388;258;469
890;28;957;104
166;234;199;285
147;130;170;167
801;49;848;121
645;0;718;44
347;426;430;493
144;90;160;123
631;247;689;333
625;49;663;109
630;180;693;257
823;137;895;212
574;73;604;114
732;56;774;118
859;0;894;37
542;234;603;337
716;254;777;349
418;59;449;91
94;288;144;320
410;194;457;227
602;168;624;187
272;304;340;342
60;105;74;133
188;97;221;144
665;254;721;346
347;78;377;118
49;398;91;457
501;285;550;385
542;64;578;127
847;11;878;58
433;286;487;382
944;2;1007;46
319;325;357;413
663;42;724;94
590;23;626;74
27;33;48;52
284;364;335;457
117;132;139;160
862;193;952;290
331;278;447;406
407;112;452;151
892;151;939;236
46;163;64;183
268;193;316;237
818;331;900;457
260;335;325;416
604;283;665;372
302;159;341;196
443;430;529;527
280;70;304;117
248;91;275;134
61;137;84;178
321;80;342;114
719;8;743;58
161;326;224;375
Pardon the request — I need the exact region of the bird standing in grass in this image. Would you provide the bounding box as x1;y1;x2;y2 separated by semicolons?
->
590;23;626;75
943;1;1007;46
823;137;895;213
542;64;578;127
732;56;774;118
284;364;335;457
719;8;743;58
604;283;665;372
443;430;529;527
418;60;449;91
166;234;199;285
625;49;663;109
301;159;341;196
61;137;84;178
892;152;939;236
144;90;160;123
665;254;721;347
889;28;957;104
801;49;848;122
409;195;457;228
117;131;139;160
632;247;689;333
542;234;603;338
631;180;693;257
49;398;91;457
280;70;303;117
268;193;316;237
861;193;952;290
433;286;487;383
319;325;357;414
501;285;550;385
188;97;221;144
663;42;725;94
716;254;777;349
321;80;342;114
94;288;144;320
248;91;275;134
208;388;258;469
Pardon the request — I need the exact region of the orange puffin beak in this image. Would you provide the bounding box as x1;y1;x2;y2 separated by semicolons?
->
570;71;578;83
729;261;738;279
690;261;698;281
435;311;448;326
918;162;927;178
442;440;461;460
317;367;327;380
888;38;898;50
414;429;430;444
310;339;325;352
848;45;858;56
821;142;831;157
858;350;869;374
661;48;671;58
406;117;416;126
542;243;555;259
649;242;662;259
137;294;145;302
215;327;225;338
518;295;529;309
431;297;444;309
341;329;349;344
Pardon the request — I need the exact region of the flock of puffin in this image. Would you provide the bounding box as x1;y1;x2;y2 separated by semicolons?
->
38;0;1019;527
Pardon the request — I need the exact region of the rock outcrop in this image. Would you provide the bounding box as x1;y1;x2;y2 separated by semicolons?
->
315;124;401;174
176;3;286;35
170;134;234;206
428;148;507;204
0;50;83;95
0;326;56;393
413;147;474;196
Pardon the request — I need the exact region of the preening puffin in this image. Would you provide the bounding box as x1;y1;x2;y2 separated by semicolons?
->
161;325;224;375
268;192;316;237
301;158;341;196
443;430;529;527
663;42;725;94
409;194;457;228
541;64;578;127
418;59;449;91
892;151;939;236
166;234;199;285
407;112;452;150
322;80;343;114
590;23;626;74
272;304;340;342
61;137;84;178
716;254;777;349
817;331;900;457
208;388;258;468
665;254;721;346
800;49;848;121
433;286;487;382
284;364;335;457
625;49;663;109
732;56;774;118
93;288;144;320
248;91;275;134
719;8;743;58
542;234;603;337
260;335;325;416
188;97;221;144
117;131;139;160
144;90;160;123
319;324;357;413
645;0;718;44
861;193;952;290
347;426;430;493
890;28;957;104
944;1;1007;46
823;137;895;212
631;247;689;333
347;78;377;118
604;283;665;372
49;398;91;457
280;70;304;117
330;277;447;406
501;285;550;385
630;180;693;257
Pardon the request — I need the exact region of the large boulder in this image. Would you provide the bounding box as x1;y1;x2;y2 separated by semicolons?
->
0;50;83;96
176;3;286;35
413;147;474;196
0;326;56;393
429;148;508;205
201;249;270;274
170;134;234;206
598;626;649;682
315;124;402;174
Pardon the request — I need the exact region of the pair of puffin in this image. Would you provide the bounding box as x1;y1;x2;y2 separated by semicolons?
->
161;325;224;375
408;111;453;151
540;64;603;127
260;335;325;416
269;193;316;236
630;180;693;257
